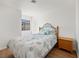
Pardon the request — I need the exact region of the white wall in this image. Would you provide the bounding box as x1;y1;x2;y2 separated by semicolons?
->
0;0;21;50
76;0;79;57
22;0;76;38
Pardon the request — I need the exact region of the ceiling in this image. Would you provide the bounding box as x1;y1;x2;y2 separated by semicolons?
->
0;0;75;10
21;0;74;9
21;0;75;16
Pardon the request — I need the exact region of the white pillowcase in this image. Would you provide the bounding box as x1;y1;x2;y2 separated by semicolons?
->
22;31;33;40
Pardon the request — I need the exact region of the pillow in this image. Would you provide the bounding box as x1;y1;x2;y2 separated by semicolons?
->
39;28;45;35
22;31;33;40
39;26;55;35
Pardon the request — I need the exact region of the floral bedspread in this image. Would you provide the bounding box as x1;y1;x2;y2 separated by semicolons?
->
8;34;57;58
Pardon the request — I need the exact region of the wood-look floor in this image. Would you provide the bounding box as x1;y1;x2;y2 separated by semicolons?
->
46;48;77;58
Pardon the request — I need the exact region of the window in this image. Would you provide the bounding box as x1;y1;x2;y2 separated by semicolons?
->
21;16;31;31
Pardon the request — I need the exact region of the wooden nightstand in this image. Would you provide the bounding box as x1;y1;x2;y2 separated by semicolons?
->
58;37;73;52
0;48;14;58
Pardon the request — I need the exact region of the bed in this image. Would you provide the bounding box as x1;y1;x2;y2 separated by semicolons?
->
7;23;59;58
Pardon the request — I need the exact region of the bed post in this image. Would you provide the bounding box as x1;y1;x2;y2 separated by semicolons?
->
56;26;59;47
57;26;59;41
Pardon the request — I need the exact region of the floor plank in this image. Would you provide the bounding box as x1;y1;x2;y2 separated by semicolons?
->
46;48;77;58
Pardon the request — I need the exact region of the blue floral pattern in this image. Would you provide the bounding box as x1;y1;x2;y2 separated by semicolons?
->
8;34;57;58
